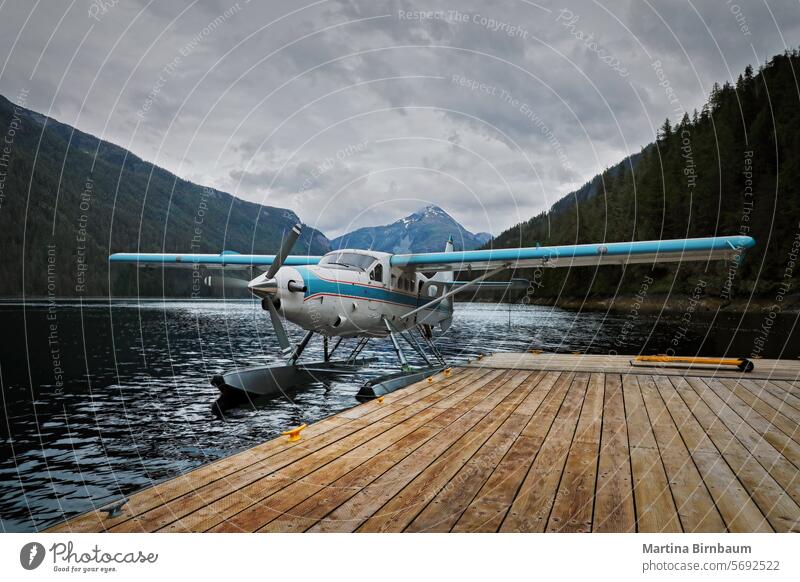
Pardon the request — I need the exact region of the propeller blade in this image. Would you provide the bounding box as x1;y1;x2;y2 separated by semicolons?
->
265;223;302;279
265;297;292;355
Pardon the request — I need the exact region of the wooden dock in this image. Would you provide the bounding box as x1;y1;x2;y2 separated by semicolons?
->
48;353;800;533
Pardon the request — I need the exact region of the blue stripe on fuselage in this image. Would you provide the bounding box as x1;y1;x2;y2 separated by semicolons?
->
294;266;448;313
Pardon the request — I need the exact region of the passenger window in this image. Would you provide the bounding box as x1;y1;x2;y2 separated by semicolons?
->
370;264;383;283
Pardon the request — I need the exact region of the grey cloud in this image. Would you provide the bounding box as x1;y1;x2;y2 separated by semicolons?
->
1;0;798;239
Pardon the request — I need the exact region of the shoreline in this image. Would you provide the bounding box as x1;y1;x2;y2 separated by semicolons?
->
2;294;799;314
527;293;800;314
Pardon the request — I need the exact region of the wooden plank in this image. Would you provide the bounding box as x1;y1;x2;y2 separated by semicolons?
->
117;417;397;532
468;354;800;381
339;367;481;417
52;353;800;534
593;374;635;532
623;374;681;532
726;379;800;436
640;376;725;532
308;413;492;532
671;377;775;532
721;378;800;439
656;378;718;455
663;376;772;532
477;371;540;414
404;411;531;532
260;421;451;532
205;410;445;533
683;378;800;531
772;380;800;398
546;373;604;532
519;372;576;441
335;367;485;419
499;373;589;532
308;374;529;532
259;375;526;534
47;414;353;532
161;368;509;532
51;368;491;532
512;371;562;417
429;369;506;409
395;373;542;533
112;371;505;533
451;373;571;532
232;373;533;533
700;379;800;491
743;379;800;417
357;372;541;532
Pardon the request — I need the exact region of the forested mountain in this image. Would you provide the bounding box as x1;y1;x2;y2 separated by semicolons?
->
2;49;798;303
489;50;800;303
332;205;491;253
0;95;330;297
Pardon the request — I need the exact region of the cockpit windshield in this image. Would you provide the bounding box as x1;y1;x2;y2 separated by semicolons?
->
319;252;376;271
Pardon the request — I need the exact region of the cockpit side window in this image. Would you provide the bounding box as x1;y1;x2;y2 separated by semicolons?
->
319;252;376;271
370;263;383;283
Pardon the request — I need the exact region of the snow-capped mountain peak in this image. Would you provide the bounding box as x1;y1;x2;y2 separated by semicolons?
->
331;205;492;253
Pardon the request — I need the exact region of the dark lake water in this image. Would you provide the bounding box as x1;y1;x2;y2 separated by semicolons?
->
0;299;798;532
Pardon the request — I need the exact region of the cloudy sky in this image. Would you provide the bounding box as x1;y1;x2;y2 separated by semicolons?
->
1;0;798;238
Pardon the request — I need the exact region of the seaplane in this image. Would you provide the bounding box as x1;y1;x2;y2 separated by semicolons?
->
110;226;755;411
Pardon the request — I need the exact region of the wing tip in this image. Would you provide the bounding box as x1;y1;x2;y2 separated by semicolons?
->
738;235;756;248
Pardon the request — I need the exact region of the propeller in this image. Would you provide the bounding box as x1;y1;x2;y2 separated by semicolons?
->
265;295;292;355
251;223;302;357
266;223;302;279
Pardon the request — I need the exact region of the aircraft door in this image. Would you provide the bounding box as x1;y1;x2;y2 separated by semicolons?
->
366;261;385;311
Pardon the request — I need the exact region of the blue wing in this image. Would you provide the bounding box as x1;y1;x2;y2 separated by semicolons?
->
390;236;755;271
109;252;322;271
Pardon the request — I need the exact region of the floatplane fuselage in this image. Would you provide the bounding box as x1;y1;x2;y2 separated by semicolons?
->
247;245;455;339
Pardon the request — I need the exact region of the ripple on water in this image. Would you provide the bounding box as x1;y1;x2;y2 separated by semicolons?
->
0;301;797;531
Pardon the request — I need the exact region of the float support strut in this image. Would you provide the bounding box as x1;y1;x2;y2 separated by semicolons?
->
384;318;411;372
287;330;314;365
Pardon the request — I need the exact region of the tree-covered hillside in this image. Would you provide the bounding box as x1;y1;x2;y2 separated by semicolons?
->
0;95;330;298
490;50;800;303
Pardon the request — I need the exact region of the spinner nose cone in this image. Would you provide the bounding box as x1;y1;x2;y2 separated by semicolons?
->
248;276;278;297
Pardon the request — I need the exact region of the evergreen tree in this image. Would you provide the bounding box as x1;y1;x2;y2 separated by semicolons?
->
658;118;672;141
487;52;800;301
